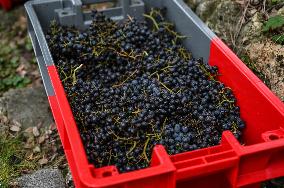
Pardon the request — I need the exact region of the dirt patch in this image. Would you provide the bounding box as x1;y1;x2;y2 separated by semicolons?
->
246;40;284;101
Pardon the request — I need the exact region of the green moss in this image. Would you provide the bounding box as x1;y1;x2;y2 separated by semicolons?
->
0;133;37;187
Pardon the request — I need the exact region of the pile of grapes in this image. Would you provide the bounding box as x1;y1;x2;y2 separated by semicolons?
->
46;9;245;173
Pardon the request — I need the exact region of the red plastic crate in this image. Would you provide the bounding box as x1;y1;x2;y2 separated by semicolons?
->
0;0;12;10
0;0;26;10
25;0;284;187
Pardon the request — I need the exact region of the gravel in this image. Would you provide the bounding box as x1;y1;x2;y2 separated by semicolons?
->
17;169;65;188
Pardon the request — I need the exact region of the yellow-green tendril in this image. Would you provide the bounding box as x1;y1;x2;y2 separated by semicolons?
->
143;137;151;163
72;64;83;85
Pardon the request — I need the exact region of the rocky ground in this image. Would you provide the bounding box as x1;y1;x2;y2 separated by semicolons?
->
0;7;69;188
0;86;70;188
0;1;283;187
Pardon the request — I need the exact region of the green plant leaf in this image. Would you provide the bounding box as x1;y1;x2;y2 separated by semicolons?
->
0;46;12;55
1;75;31;92
11;57;19;67
271;0;282;4
2;77;13;86
272;34;284;45
262;15;284;32
12;76;22;86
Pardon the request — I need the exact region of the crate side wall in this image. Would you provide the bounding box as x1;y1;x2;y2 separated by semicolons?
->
32;1;62;32
209;38;284;145
143;0;215;63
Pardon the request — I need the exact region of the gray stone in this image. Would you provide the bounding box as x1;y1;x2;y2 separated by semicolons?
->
196;0;219;21
0;86;54;128
206;0;241;45
17;169;65;188
185;0;201;10
241;12;264;43
188;0;242;44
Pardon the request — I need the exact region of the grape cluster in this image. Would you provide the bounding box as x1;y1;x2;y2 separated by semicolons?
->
46;10;245;173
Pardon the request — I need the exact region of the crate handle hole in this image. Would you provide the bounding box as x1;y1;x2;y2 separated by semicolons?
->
61;11;69;15
102;171;112;177
269;134;279;140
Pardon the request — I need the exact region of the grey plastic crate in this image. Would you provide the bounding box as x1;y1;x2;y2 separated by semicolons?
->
25;0;215;97
24;1;218;187
26;0;145;96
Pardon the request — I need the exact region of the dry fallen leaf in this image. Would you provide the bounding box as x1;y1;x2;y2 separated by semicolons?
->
9;180;20;187
24;136;35;149
10;125;21;132
33;146;41;153
0;115;9;123
24;127;34;133
235;0;245;6
46;130;53;135
38;158;48;165
38;135;46;144
12;120;22;127
16;63;27;77
33;126;40;137
27;152;34;160
49;123;57;131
